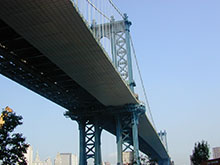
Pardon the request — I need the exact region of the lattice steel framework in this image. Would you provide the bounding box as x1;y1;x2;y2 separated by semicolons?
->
77;118;102;165
115;31;128;81
116;111;143;165
92;14;135;92
90;14;143;165
85;122;96;159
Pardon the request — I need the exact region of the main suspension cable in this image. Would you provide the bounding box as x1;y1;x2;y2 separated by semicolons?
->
86;0;110;20
130;34;156;129
108;0;124;18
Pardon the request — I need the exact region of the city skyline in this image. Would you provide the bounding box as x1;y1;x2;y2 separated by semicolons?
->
24;145;78;165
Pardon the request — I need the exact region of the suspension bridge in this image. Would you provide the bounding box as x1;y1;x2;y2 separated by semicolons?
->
0;0;171;164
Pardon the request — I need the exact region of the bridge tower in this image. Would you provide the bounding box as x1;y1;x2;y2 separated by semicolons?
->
64;12;171;164
85;14;143;165
92;14;135;92
65;13;144;165
110;14;141;165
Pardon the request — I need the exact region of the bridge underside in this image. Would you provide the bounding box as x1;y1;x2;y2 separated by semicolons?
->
0;0;137;106
0;19;102;111
0;0;170;163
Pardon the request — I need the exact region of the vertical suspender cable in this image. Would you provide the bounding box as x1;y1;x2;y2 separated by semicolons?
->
84;0;86;20
87;0;88;21
106;0;108;51
104;0;106;52
93;0;96;38
98;0;101;40
107;1;111;58
102;0;104;48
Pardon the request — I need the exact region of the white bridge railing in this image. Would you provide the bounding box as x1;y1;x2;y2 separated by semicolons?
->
70;0;123;61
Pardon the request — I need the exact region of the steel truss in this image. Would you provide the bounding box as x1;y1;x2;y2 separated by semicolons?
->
115;109;144;165
91;14;135;92
78;118;102;165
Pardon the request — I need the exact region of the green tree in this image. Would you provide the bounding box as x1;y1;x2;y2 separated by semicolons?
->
0;107;29;165
191;140;210;165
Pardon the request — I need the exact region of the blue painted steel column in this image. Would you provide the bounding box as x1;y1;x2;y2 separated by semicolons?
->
110;16;117;68
124;14;134;92
132;112;140;165
94;120;102;165
78;120;87;165
116;116;123;165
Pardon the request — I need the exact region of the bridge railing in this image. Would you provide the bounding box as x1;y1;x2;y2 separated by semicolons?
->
70;0;123;61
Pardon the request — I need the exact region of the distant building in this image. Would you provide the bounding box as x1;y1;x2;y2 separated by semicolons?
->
24;146;33;165
23;145;77;165
213;147;220;159
54;153;78;165
33;151;44;165
44;158;52;165
54;153;62;165
123;151;134;165
24;145;52;165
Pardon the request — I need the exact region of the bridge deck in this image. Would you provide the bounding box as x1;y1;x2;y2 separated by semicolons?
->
0;0;169;161
0;0;137;106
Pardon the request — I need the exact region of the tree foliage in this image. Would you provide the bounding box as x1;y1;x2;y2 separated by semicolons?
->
191;140;210;165
0;108;29;165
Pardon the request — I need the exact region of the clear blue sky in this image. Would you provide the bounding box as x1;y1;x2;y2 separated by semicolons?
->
1;1;220;165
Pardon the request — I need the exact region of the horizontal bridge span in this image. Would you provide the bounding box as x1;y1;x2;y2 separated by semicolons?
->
0;0;137;106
